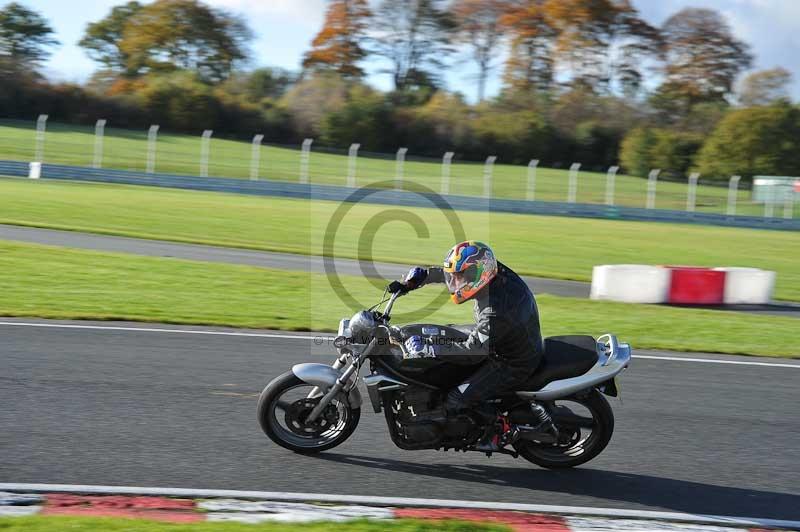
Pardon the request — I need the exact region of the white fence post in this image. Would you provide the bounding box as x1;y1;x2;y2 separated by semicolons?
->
441;151;454;195
395;147;408;190
347;143;360;187
200;129;213;177
727;175;741;216
784;189;794;219
483;155;497;198
764;185;775;218
299;138;313;183
567;162;580;203
526;159;538;201
34;114;48;163
250;134;264;180
92;119;106;169
686;172;699;213
646;168;660;209
146;125;159;174
605;166;618;206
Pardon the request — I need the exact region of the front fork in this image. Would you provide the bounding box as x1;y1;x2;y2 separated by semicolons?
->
306;338;375;422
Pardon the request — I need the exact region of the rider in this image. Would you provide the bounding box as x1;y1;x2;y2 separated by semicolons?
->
388;241;547;450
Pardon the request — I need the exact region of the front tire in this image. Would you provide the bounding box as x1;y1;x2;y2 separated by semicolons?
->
514;389;614;469
257;371;360;454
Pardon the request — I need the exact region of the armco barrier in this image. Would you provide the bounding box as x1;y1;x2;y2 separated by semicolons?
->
667;267;726;305
0;160;798;231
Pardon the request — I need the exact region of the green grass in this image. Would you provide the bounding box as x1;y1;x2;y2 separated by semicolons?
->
0;516;504;532
2;178;799;301
1;239;797;357
2;119;795;217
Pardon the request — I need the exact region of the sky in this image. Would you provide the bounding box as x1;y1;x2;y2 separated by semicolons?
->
23;0;800;102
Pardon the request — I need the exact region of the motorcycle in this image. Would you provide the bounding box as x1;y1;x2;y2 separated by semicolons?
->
257;288;631;468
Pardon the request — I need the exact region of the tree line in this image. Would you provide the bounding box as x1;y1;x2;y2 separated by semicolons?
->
1;0;798;182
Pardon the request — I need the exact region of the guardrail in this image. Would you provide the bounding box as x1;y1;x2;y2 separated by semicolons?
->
1;160;797;231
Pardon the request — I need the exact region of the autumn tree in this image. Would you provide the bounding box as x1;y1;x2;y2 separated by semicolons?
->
303;0;371;78
0;2;58;66
738;67;792;107
660;8;752;104
79;1;143;74
81;0;252;82
453;0;510;101
370;0;455;91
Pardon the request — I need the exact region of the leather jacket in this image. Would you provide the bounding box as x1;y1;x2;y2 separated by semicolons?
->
423;262;543;369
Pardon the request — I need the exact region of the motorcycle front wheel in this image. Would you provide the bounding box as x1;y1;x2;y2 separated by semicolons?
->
257;371;360;454
513;389;614;469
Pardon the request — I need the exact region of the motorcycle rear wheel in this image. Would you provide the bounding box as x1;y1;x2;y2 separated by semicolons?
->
514;389;614;469
258;371;361;454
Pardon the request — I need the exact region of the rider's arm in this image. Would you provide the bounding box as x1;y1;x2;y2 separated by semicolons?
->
432;306;510;365
421;267;445;285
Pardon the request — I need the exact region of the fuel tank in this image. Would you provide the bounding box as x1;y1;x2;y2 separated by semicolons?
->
385;323;485;389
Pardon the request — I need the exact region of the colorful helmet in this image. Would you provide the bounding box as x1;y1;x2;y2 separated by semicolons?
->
442;241;498;304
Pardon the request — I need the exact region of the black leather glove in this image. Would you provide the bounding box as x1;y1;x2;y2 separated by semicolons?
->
388;280;408;294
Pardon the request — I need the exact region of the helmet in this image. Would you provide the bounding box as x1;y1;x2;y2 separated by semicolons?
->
442;241;498;304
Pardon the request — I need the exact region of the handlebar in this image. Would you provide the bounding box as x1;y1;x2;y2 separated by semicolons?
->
383;290;402;318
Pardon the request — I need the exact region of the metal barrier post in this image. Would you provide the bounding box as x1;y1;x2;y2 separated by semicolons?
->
299;138;313;183
395;147;408;190
605;166;618;206
567;162;580;203
93;119;106;169
686;172;699;213
146;125;159;174
441;151;454;195
34;114;48;163
646;168;660;209
200;129;213;177
526;159;538;201
483;155;497;198
347;143;360;187
727;175;741;216
250;134;264;180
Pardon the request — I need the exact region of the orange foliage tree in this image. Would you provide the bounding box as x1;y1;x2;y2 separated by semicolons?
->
303;0;371;78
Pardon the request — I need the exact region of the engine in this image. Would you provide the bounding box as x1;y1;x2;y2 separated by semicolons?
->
385;386;482;450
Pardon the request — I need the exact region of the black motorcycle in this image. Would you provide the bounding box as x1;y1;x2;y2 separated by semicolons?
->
258;289;631;468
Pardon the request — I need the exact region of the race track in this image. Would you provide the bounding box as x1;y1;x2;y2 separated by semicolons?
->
2;318;798;521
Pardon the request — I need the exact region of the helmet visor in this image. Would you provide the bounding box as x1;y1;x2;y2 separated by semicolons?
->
444;264;479;294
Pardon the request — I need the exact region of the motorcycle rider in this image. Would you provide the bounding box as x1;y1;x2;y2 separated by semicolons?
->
388;240;549;451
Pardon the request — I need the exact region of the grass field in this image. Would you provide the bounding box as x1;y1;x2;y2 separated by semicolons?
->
1;239;797;357
2;178;798;301
0;516;503;532
2;119;795;217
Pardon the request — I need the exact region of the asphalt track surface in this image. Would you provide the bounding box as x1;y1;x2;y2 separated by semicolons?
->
0;224;590;298
3;224;800;318
2;318;799;521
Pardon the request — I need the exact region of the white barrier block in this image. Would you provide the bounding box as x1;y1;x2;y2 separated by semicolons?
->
590;265;670;304
28;162;41;179
713;267;775;304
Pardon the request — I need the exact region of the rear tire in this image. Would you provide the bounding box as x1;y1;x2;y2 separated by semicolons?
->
257;371;360;454
514;390;614;469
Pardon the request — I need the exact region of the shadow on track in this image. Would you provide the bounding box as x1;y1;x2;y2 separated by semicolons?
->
314;453;799;521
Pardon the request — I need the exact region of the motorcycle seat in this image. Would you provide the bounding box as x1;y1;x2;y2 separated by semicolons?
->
523;335;598;391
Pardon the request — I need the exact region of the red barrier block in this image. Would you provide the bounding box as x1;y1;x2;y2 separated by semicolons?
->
667;267;726;305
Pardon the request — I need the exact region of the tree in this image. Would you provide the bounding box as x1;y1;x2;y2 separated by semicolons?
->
500;0;556;94
303;0;371;78
660;8;752;104
370;0;455;91
619;127;657;177
738;67;792;107
79;1;143;74
111;0;252;82
0;2;58;66
695;102;800;181
453;0;509;101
